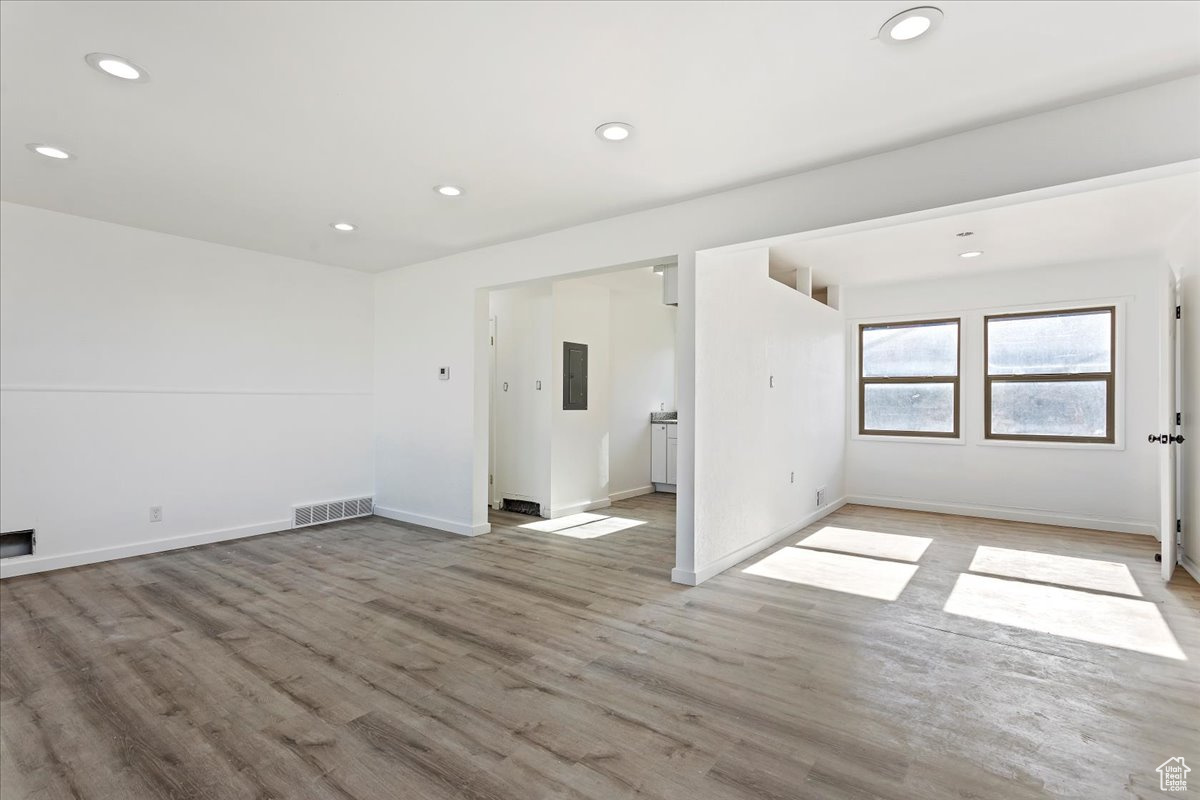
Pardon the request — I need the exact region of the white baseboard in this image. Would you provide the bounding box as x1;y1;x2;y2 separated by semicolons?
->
609;485;654;503
0;519;291;579
672;498;847;586
844;495;1158;537
548;498;611;519
373;506;490;537
1181;555;1200;585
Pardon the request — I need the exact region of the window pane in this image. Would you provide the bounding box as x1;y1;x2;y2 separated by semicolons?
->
864;383;955;433
990;380;1108;438
987;311;1111;375
862;322;957;378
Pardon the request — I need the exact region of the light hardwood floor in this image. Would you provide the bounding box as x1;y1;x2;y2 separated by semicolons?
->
2;494;1197;799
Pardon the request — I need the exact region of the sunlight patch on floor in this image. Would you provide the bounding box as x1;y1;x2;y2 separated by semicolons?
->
796;526;932;563
968;546;1142;597
944;574;1184;660
518;513;646;538
743;547;919;601
519;513;608;532
547;517;647;539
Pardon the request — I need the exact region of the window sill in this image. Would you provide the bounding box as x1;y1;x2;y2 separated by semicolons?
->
851;433;965;446
976;437;1125;452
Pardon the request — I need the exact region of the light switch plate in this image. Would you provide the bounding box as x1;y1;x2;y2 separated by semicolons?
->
438;367;450;380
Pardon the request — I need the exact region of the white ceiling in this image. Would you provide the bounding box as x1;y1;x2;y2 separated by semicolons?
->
2;1;1198;273
767;172;1200;288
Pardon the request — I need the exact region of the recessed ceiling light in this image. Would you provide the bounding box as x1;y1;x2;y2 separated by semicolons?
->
960;250;984;259
85;52;149;82
331;222;356;232
595;122;633;141
26;143;73;160
880;7;943;43
435;185;463;197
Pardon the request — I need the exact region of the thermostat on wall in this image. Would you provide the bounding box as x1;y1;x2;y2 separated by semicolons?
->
438;367;450;380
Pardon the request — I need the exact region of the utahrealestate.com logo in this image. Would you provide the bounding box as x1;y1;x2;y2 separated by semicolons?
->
1157;757;1190;792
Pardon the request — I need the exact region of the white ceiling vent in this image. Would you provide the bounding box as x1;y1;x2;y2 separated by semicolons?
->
293;496;373;528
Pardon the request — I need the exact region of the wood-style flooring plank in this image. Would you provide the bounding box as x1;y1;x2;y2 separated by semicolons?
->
2;493;1197;799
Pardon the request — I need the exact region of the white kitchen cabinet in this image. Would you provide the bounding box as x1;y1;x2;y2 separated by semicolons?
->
666;437;677;485
651;424;668;483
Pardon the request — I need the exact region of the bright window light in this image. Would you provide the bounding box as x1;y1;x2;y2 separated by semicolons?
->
797;526;932;563
944;574;1184;660
519;513;607;533
743;548;918;601
517;513;646;539
547;517;646;539
985;307;1115;443
968;546;1141;597
859;318;960;436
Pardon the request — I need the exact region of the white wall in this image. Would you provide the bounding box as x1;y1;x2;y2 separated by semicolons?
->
550;281;611;516
609;284;677;498
841;259;1165;535
489;284;552;509
682;246;845;584
0;203;374;577
371;76;1200;579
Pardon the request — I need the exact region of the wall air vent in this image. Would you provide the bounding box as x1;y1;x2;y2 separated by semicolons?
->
1;529;35;559
293;497;373;528
502;498;541;517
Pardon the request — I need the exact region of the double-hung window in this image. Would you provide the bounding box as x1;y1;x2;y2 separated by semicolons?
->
859;319;960;437
984;307;1115;443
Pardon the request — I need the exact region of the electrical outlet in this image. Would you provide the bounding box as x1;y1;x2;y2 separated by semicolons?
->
815;487;826;508
790;471;795;484
149;506;163;523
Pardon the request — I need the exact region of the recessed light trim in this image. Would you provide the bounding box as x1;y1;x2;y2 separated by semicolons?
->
331;222;357;232
85;52;149;82
959;250;984;259
26;143;73;160
880;7;943;43
595;122;633;142
435;185;464;197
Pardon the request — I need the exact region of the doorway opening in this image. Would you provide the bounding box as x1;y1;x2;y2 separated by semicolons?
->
485;259;679;562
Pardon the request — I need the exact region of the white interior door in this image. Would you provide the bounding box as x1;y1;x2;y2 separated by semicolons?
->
488;316;498;508
1160;279;1179;580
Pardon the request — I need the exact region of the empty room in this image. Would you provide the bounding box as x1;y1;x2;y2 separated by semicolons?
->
1;2;1198;799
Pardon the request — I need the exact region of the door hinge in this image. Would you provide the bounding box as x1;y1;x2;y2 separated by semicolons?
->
489;474;493;485
1179;519;1183;534
1177;305;1182;320
1179;412;1184;426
